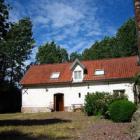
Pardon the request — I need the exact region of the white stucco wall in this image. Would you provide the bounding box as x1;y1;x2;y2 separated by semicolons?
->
22;81;134;112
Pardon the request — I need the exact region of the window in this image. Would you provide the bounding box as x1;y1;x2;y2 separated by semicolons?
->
74;71;82;79
50;72;60;79
78;93;81;98
84;69;88;74
94;69;104;75
113;90;125;97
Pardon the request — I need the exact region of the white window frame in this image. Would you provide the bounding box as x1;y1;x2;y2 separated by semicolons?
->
74;71;82;79
50;72;60;79
94;69;104;75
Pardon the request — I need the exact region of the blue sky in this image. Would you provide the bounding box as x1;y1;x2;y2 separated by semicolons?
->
6;0;134;61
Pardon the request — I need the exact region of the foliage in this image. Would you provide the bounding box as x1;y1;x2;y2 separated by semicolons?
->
82;18;137;60
0;18;34;83
108;100;136;122
0;0;9;40
83;37;117;60
84;92;128;116
0;0;10;81
36;41;68;64
116;18;137;56
0;0;34;112
70;52;82;61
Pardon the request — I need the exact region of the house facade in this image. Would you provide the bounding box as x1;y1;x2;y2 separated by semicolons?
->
20;56;140;113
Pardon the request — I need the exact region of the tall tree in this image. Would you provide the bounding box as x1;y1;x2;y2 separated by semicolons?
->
70;52;82;61
0;0;10;82
116;18;137;56
134;0;140;62
82;18;137;60
36;41;68;64
0;0;9;40
82;37;117;60
1;18;34;83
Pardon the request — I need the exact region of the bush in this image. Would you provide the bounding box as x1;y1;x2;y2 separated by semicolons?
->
108;100;136;122
84;92;111;116
84;92;128;116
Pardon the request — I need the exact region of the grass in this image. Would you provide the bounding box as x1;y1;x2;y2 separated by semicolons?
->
0;112;95;140
0;112;132;140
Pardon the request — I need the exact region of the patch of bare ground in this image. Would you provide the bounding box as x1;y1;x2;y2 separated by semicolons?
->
78;117;132;140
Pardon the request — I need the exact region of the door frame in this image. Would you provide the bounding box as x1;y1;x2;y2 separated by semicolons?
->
54;93;64;111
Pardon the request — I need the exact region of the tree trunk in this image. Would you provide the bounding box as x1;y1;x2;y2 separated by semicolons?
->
134;0;140;63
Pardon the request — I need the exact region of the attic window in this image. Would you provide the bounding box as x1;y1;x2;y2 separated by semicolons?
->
50;72;60;79
74;71;82;79
84;69;88;74
94;69;104;75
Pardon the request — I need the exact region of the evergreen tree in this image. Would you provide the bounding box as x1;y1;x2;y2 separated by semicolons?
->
36;41;68;64
82;18;137;60
0;18;34;83
0;0;10;81
70;52;82;61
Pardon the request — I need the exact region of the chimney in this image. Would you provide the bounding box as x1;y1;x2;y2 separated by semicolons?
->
134;0;140;65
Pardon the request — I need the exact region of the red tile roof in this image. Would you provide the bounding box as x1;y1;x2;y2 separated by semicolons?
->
20;56;140;86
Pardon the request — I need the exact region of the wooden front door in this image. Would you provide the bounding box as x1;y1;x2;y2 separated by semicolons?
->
54;94;64;111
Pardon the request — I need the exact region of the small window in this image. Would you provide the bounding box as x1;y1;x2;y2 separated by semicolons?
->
78;93;81;98
50;72;60;79
113;90;125;97
94;69;104;75
84;69;88;74
74;71;82;79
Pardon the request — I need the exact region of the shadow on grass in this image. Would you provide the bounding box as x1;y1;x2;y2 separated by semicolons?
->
0;118;71;126
0;130;71;140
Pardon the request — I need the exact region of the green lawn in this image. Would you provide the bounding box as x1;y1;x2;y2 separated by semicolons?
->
0;112;95;140
0;112;132;140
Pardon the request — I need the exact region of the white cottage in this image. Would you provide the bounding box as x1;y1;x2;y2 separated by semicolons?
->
20;56;140;113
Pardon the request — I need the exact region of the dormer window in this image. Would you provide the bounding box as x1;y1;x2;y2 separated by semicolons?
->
74;71;82;79
50;72;60;79
94;69;104;75
70;59;85;82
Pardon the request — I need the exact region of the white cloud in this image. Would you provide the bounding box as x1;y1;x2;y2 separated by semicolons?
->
86;30;102;36
67;38;94;53
33;16;48;26
46;3;84;28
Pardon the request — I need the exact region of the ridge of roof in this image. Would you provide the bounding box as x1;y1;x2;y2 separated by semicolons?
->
81;55;137;63
31;55;138;67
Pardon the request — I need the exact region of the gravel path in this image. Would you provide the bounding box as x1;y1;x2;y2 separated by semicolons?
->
78;119;132;140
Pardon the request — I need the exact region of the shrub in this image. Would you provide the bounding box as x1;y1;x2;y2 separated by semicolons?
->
108;100;136;122
84;92;111;116
84;92;128;116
